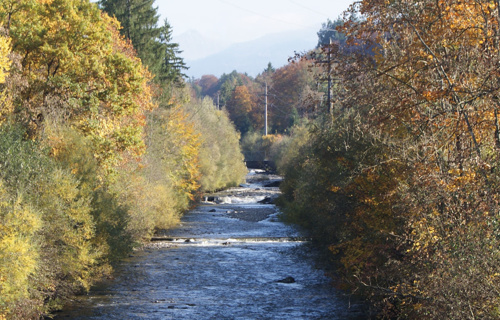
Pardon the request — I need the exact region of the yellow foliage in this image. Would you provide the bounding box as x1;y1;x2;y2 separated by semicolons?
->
37;167;104;291
0;35;11;125
0;182;41;317
0;36;10;84
142;102;202;233
165;106;201;201
4;0;155;179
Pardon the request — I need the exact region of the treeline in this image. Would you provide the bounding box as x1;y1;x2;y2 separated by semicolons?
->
0;0;245;319
190;61;319;138
187;21;347;160
271;1;500;319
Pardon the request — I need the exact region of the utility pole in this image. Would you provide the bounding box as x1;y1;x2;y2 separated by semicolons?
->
265;82;268;136
217;92;220;111
315;38;337;114
327;38;333;114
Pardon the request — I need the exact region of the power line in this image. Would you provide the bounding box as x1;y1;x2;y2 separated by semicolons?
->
218;0;310;29
287;0;329;18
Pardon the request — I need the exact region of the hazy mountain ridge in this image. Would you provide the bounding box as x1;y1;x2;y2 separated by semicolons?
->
174;30;231;61
176;28;318;78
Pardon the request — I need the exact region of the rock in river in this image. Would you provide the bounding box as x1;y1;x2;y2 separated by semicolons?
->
276;276;296;284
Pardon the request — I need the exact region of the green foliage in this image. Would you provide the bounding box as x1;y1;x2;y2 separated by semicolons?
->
241;131;288;163
317;18;346;48
136;97;202;235
0;124;52;192
240;131;265;161
0;1;250;319
218;71;243;108
37;168;105;306
90;187;133;261
185;97;247;191
99;0;187;85
2;0;155;177
157;19;188;85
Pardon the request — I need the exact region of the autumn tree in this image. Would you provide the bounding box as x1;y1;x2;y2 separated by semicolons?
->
0;1;248;319
226;85;254;135
2;0;154;174
0;33;10;123
277;0;500;318
268;59;316;133
0;0;155;317
342;1;500;317
197;74;219;98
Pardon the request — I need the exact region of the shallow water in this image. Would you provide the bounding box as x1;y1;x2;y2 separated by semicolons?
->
55;171;367;319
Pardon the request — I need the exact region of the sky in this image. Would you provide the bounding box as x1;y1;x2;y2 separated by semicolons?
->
155;0;355;77
158;0;355;45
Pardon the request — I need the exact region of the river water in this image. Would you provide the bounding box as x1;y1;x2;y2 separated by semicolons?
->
55;170;367;320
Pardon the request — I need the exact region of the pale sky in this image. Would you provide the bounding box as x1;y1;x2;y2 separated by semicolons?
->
157;0;355;44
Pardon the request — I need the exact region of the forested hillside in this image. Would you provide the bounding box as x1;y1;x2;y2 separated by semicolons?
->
0;0;246;318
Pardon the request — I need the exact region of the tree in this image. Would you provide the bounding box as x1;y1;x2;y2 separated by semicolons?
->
278;0;500;318
157;19;187;86
264;62;275;74
269;59;315;132
197;74;219;97
4;0;154;174
317;18;346;48
0;181;41;319
226;85;254;135
99;0;186;85
0;1;239;318
99;0;160;64
184;97;246;192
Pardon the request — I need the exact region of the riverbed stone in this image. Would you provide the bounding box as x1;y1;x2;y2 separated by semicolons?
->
218;206;277;222
258;196;274;204
264;180;281;188
276;276;296;283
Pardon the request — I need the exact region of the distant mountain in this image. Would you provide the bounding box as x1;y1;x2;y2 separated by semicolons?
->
174;30;231;61
181;28;318;79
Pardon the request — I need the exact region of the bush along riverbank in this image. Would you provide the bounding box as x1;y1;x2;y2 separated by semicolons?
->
270;2;500;317
275;113;500;319
0;1;246;318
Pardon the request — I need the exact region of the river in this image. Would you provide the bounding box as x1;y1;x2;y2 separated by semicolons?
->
55;170;368;319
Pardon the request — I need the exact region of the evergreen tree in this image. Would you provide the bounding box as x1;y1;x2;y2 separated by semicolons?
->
99;0;186;85
316;18;345;48
158;19;187;86
264;62;275;74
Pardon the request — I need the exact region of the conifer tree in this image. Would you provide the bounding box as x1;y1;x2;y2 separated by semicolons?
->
158;19;187;86
99;0;186;85
316;18;346;48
